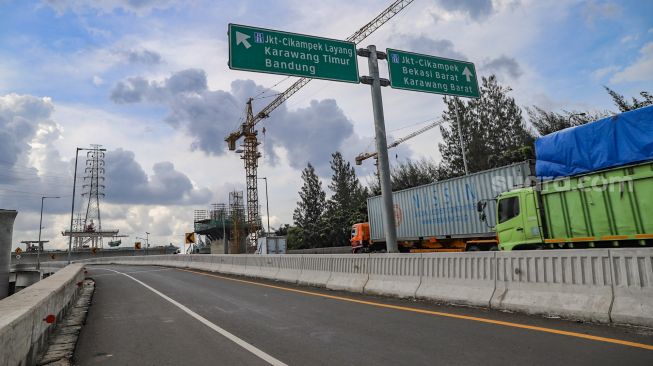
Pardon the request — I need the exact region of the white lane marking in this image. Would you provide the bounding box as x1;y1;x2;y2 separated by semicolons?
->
90;268;172;277
97;267;287;366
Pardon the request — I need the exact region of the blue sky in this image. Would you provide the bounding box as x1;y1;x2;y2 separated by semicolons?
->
1;0;651;250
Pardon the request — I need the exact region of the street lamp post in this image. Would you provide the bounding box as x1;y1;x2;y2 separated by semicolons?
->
257;177;270;253
67;147;106;264
37;196;60;270
145;232;150;256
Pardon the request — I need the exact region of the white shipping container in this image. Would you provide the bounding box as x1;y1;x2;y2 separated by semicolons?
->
368;161;535;241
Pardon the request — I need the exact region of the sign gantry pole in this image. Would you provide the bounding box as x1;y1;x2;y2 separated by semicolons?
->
454;101;469;175
358;45;398;254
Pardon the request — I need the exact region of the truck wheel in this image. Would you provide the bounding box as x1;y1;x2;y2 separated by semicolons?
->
489;245;498;251
467;245;480;251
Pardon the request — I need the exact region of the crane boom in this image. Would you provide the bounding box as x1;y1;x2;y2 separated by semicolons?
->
224;0;415;251
355;118;446;165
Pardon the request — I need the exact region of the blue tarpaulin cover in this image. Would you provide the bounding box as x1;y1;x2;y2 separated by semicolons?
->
535;105;653;177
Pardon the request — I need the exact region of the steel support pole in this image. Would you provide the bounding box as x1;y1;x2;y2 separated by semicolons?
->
454;101;469;175
67;148;81;264
364;45;398;253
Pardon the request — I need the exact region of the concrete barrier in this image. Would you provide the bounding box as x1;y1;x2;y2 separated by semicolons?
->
491;250;613;323
326;255;369;292
245;255;279;280
275;256;303;283
609;249;653;327
0;263;84;366
417;252;495;307
364;254;421;298
298;255;333;287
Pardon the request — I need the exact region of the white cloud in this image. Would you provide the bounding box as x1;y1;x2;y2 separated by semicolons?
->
611;42;653;83
592;65;620;81
92;75;104;86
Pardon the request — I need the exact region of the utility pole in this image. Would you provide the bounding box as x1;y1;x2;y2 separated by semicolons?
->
67;148;81;264
454;101;469;175
358;45;398;253
145;232;150;256
37;196;59;270
258;177;270;253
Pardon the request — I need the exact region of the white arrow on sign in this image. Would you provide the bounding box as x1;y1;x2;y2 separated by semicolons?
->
462;67;473;82
236;31;251;49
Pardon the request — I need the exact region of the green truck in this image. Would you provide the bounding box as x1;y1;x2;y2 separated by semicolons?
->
484;161;653;250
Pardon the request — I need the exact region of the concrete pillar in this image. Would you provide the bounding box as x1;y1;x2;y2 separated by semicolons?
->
0;209;18;300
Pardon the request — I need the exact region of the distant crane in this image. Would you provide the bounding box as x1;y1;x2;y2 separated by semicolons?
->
355;118;446;182
224;0;415;250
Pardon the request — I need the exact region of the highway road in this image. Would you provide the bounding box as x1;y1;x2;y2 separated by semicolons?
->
75;265;653;365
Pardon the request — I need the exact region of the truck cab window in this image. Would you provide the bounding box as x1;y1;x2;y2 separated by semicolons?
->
498;197;520;223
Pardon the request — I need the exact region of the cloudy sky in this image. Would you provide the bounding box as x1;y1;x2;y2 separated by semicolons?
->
1;0;651;251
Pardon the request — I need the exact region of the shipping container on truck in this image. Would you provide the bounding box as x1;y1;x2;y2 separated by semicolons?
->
351;161;535;252
492;160;653;250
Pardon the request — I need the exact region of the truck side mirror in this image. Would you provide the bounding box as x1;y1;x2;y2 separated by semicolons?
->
476;201;486;213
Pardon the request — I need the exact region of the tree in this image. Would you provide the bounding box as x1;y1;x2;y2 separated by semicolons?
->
292;163;326;248
605;87;653;112
321;152;368;247
368;158;444;195
274;224;290;236
286;226;303;250
526;107;608;136
438;75;534;178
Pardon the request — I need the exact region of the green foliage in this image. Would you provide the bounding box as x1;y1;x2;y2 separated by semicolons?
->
368;158;444;195
321;152;368;247
605;87;653;112
292;163;326;248
526;107;609;136
286;226;303;250
438;75;534;178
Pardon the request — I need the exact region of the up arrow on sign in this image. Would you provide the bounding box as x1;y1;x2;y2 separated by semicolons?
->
236;31;251;49
462;67;473;82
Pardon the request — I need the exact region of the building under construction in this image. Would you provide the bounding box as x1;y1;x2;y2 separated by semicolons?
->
193;191;260;254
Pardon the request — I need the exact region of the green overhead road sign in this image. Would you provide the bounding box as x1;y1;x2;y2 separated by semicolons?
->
386;48;480;98
228;24;359;83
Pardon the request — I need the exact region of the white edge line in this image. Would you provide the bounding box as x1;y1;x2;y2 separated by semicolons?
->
97;267;287;366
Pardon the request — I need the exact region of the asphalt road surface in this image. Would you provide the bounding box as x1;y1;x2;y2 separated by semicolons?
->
75;265;653;365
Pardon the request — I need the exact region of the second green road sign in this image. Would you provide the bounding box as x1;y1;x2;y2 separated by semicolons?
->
386;48;480;98
229;24;359;83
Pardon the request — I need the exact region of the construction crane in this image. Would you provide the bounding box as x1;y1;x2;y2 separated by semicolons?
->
224;0;414;250
355;118;446;169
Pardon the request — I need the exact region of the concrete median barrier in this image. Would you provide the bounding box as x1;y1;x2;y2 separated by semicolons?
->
609;249;653;327
326;255;369;292
491;250;613;323
298;255;332;287
364;254;421;298
0;264;84;366
275;255;303;283
417;252;495;307
245;255;279;280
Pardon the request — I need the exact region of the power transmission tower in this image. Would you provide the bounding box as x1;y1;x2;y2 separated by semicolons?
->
225;0;414;250
81;144;105;248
